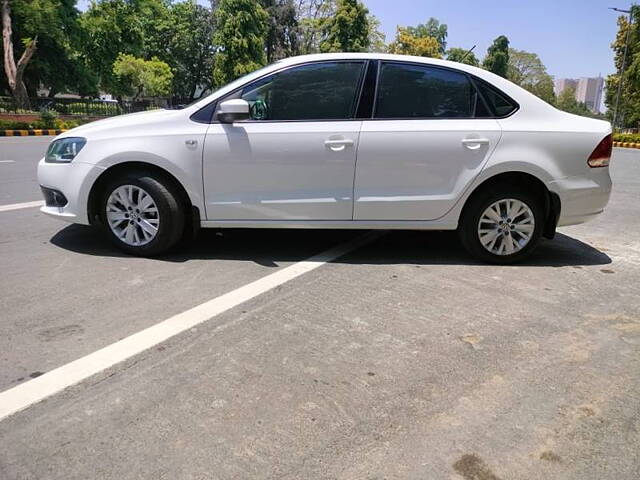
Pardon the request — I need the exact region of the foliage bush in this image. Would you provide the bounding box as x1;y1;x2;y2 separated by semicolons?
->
613;133;640;143
0;97;122;117
39;108;58;128
53;102;122;116
0;118;84;130
0;119;33;130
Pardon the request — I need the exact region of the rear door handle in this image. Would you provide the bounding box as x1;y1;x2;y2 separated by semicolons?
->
325;138;354;151
461;138;490;150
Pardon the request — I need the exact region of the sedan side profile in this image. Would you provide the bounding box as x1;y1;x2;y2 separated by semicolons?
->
37;53;612;263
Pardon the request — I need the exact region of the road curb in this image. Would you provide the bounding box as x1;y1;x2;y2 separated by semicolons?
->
613;141;640;149
0;129;68;137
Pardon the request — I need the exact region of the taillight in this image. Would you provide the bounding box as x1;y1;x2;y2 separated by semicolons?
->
587;134;612;168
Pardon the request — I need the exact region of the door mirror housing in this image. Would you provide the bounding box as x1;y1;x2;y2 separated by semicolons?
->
217;99;250;123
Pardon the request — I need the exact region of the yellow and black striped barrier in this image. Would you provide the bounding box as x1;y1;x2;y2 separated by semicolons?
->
0;129;68;137
613;141;640;149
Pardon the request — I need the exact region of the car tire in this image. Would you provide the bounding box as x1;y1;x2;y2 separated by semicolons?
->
458;187;544;264
100;171;185;256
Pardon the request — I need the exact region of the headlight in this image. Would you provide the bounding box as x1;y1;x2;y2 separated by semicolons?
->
45;137;86;163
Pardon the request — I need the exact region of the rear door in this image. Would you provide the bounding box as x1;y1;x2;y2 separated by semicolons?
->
354;62;502;221
202;61;366;221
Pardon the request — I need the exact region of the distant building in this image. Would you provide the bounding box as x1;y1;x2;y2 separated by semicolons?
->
575;77;604;113
554;77;604;113
554;78;577;97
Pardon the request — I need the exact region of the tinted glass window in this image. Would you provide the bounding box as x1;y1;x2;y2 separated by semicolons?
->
475;79;518;117
239;62;364;121
190;101;217;123
473;92;492;117
375;63;474;119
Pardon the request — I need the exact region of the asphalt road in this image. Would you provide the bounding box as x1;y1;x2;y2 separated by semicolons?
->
0;137;638;479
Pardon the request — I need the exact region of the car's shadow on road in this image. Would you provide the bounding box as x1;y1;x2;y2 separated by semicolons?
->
50;224;612;268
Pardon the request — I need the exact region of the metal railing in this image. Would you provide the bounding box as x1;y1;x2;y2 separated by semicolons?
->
0;96;158;117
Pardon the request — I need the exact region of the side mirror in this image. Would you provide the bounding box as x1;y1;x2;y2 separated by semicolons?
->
217;99;250;124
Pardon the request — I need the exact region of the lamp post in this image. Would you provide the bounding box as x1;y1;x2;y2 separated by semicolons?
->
609;6;634;131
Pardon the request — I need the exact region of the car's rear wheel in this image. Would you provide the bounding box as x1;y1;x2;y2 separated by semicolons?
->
459;188;544;264
100;172;185;256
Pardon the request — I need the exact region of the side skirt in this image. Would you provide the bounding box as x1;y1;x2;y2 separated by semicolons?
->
200;220;458;231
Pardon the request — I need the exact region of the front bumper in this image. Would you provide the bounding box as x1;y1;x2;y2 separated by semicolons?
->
37;159;104;225
548;168;612;227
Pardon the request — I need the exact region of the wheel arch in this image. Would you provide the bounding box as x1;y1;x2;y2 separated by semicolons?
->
460;171;560;239
87;161;200;234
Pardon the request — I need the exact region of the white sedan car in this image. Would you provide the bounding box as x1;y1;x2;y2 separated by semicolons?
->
38;53;612;263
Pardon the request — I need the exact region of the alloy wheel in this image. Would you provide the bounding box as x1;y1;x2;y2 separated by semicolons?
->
477;198;535;256
106;185;160;246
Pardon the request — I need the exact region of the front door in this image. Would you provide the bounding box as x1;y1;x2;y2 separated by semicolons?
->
203;61;366;221
354;61;502;221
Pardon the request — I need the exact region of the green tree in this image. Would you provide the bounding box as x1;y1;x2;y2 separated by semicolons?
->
1;0;93;106
388;27;441;58
446;47;479;66
80;0;169;94
367;14;386;53
319;0;369;53
297;0;335;54
605;6;640;128
407;18;447;55
507;48;555;104
260;0;299;62
112;53;173;99
212;0;268;86
2;0;37;106
168;0;215;101
556;86;593;116
483;35;509;78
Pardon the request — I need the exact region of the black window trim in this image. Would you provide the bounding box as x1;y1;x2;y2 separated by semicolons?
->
191;59;369;124
370;60;520;121
354;60;378;119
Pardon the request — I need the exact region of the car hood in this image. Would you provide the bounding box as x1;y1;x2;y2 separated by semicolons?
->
59;109;182;138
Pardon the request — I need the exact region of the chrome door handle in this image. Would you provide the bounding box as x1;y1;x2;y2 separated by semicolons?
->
185;139;198;146
461;138;490;150
324;138;354;151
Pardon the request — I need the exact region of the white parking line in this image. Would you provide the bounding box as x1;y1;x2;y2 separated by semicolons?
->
0;231;382;421
0;160;15;163
0;200;44;212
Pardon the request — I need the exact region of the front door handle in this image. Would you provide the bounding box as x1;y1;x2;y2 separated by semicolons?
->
324;138;354;152
461;138;490;150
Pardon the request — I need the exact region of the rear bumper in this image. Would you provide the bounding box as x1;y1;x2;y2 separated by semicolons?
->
548;169;612;227
37;159;103;225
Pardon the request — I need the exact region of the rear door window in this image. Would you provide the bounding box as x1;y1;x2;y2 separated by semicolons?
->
374;63;475;119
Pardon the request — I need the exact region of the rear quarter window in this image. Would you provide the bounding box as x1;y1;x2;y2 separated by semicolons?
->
474;79;518;117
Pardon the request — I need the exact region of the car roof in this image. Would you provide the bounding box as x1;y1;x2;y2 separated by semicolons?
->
278;52;494;82
280;52;472;69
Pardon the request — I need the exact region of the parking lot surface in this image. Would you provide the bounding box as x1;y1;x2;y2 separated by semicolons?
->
0;137;638;479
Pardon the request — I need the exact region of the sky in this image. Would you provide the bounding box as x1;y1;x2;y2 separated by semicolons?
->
365;0;621;80
76;0;623;80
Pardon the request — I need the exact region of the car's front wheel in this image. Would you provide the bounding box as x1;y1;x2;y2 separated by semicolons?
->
100;171;185;256
458;188;544;264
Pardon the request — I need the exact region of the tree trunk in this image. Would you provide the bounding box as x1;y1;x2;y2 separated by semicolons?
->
2;0;37;110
